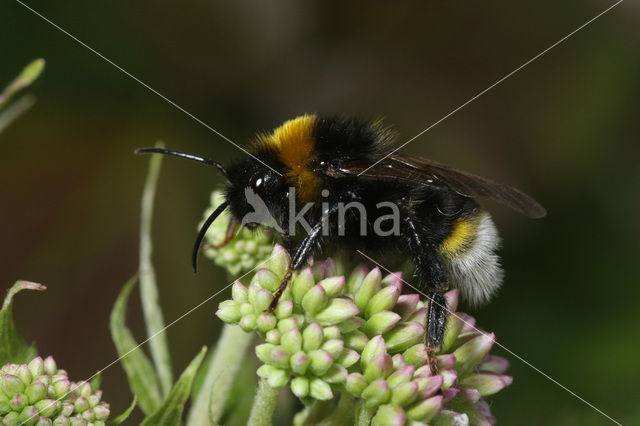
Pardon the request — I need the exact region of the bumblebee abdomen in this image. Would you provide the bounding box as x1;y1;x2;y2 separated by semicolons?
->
439;211;504;306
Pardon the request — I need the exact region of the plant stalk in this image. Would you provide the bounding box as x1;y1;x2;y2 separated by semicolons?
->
355;401;375;426
247;379;281;426
186;324;253;425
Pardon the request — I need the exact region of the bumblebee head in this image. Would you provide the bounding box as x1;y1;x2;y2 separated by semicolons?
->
225;155;288;229
135;147;289;272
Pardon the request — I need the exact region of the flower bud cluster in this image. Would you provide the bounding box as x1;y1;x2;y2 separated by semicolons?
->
202;191;274;276
214;241;512;425
0;356;110;426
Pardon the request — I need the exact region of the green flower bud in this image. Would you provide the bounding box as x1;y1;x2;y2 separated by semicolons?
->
436;354;456;371
335;348;360;368
35;399;59;418
391;381;419;407
393;294;420;321
2;374;25;396
372;404;406;426
336;317;363;333
43;358;57;377
216;302;242;323
16;365;31;386
314;298;360;326
238;314;257;331
289;352;311;376
345;373;368;396
36;416;54;426
60;402;74;417
344;330;369;352
478;355;509;374
231;282;247;302
323;365;347;384
361;335;387;368
87;392;101;408
354;268;382;311
239;302;253;316
346;264;369;293
384;322;424;353
2;411;19;425
93;404;109;421
309;379;332;401
290;377;309;398
415;375;443;400
321;339;344;359
291;268;315;305
281;329;303;354
406;395;443;423
432;409;469;426
264;329;281;344
277;317;299;334
459;373;513;396
386;365;415;388
402;344;428;367
252;269;280;293
268;348;291;370
74;396;89;413
256;313;277;333
453;333;495;376
26;381;46;404
363;311;402;336
274;300;293;320
301;285;328;315
253;289;274;314
391;354;407;371
309;350;333;376
256;365;288;388
364;354;393;382
302;323;324;352
362;380;391;408
405;307;427;325
18;405;38;424
365;286;400;318
268;245;290;278
317;276;345;298
82;408;96;421
255;344;276;364
10;393;26;412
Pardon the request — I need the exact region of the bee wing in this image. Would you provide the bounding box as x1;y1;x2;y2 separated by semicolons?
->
330;152;546;218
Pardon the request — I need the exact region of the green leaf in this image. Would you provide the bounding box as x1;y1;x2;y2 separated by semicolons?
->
141;346;207;426
0;59;45;108
0;280;45;365
139;141;173;397
110;275;163;415
107;397;137;426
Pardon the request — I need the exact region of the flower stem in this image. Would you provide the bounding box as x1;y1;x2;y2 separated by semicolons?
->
248;379;281;426
355;402;375;426
186;324;252;425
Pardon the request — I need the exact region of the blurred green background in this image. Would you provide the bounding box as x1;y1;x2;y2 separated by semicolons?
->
1;1;639;424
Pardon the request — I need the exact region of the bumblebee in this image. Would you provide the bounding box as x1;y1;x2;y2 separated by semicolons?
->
137;114;545;372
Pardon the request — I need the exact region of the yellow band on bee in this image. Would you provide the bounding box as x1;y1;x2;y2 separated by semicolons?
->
258;114;321;203
440;216;478;258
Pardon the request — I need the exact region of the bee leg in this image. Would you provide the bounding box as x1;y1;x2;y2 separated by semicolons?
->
268;221;324;312
212;218;239;249
405;217;449;375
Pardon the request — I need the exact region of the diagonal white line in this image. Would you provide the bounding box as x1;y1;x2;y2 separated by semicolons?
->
356;250;622;426
13;0;282;176
358;0;624;176
19;254;274;425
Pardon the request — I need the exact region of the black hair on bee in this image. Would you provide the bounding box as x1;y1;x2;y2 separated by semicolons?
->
136;114;545;373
